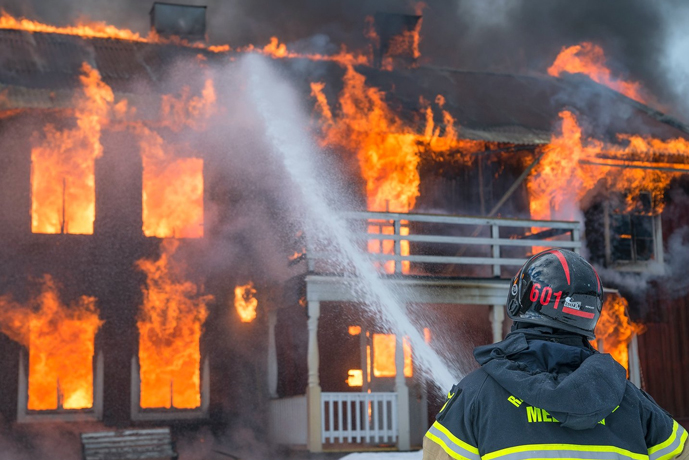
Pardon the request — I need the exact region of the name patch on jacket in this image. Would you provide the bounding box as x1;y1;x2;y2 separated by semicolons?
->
507;395;607;425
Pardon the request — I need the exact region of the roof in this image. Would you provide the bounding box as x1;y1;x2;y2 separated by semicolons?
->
0;28;687;145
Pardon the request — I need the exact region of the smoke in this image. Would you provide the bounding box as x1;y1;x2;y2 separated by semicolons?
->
3;0;687;116
658;1;689;119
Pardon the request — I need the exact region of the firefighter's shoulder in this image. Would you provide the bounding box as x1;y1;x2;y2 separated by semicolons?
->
437;368;490;420
424;369;489;460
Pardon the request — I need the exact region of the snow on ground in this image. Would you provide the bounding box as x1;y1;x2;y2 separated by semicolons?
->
339;450;423;460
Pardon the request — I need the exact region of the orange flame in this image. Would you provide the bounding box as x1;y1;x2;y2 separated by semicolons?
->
0;11;231;53
138;80;215;239
311;67;485;272
594;294;645;374
346;369;363;387
136;239;212;409
31;63;113;234
380;18;423;71
234;282;258;323
548;42;646;104
528;110;689;223
0;276;102;410
372;333;413;378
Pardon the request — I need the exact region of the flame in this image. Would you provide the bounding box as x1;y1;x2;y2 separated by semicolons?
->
380;18;423;71
258;36;370;66
31;63;112;234
528;110;689;223
234;282;258;323
349;325;362;335
136;239;212;409
311;67;485;272
0;11;231;53
138;80;215;239
372;333;412;378
548;42;646;104
594;294;645;374
0;11;146;41
0;276;102;410
423;327;432;344
346;369;363;387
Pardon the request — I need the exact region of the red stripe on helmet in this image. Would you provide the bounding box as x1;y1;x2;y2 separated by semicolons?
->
562;306;595;319
547;249;570;285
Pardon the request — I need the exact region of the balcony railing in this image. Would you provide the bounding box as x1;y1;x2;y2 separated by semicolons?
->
307;211;581;278
321;392;397;445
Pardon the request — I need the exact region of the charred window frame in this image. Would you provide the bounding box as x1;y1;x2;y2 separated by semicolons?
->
17;349;104;422
603;192;664;270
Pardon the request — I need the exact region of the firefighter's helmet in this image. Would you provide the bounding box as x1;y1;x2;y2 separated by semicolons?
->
506;248;604;339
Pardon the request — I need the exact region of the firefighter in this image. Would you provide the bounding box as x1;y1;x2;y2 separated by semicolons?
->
423;248;687;460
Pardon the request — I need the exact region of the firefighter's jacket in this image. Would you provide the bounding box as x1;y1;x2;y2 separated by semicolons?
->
423;329;688;460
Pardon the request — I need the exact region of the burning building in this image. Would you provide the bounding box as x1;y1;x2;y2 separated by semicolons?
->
0;3;687;457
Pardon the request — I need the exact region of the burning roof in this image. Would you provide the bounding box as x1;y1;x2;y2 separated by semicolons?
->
0;27;687;147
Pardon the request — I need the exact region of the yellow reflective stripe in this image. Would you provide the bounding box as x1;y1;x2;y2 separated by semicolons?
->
425;432;475;460
432;421;480;455
649;421;680;455
482;443;647;460
650;424;687;460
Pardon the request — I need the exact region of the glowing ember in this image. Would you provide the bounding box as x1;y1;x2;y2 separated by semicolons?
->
372;333;413;378
548;42;646;104
528;110;689;223
31;63;112;234
136;239;212;409
234;282;258;323
594;294;644;374
424;327;432;344
347;369;363;387
0;276;102;410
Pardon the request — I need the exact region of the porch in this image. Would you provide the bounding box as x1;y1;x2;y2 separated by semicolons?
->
267;211;582;452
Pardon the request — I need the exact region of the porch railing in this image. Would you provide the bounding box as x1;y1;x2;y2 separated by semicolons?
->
307;211;581;277
321;392;397;444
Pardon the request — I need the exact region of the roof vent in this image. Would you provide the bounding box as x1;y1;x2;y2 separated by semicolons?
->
150;2;207;41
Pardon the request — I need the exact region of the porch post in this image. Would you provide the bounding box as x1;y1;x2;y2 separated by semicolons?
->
628;334;642;388
267;309;278;399
395;337;411;451
490;305;505;343
306;301;322;453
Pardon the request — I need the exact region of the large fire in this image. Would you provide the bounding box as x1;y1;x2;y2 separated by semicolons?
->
311;66;485;273
136;239;212;409
594;294;644;374
31;63;113;234
548;42;646;104
140;79;215;239
234;282;258;323
0;276;103;410
528;110;689;222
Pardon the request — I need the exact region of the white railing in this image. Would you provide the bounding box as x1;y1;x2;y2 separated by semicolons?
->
321;392;397;444
307;211;581;277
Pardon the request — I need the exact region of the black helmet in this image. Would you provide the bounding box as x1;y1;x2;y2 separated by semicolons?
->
506;248;603;339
